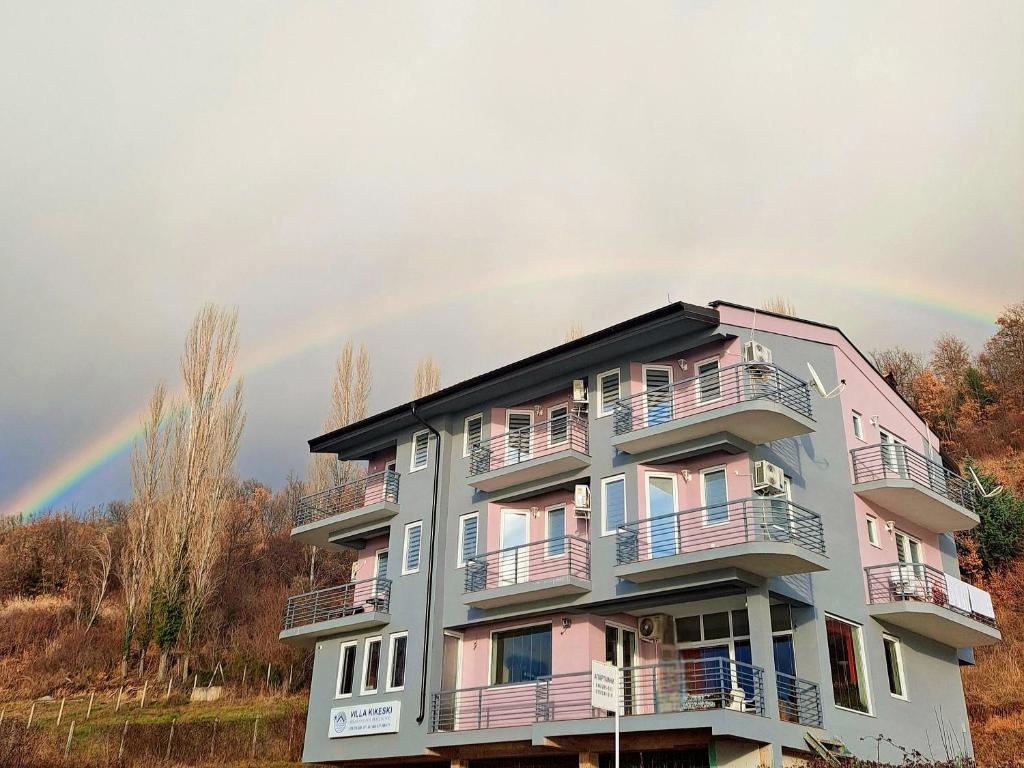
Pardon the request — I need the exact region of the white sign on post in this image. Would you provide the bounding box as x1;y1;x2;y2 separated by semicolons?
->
591;661;620;713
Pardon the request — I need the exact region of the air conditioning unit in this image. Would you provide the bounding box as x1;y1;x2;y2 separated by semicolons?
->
573;379;588;403
743;341;773;365
638;614;670;643
574;484;591;511
753;460;786;495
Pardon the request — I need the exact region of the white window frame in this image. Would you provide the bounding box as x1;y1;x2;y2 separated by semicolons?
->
544;504;567;558
463;414;484;458
865;516;880;548
642;364;674;422
410;429;429;472
360;635;383;695
385;631;410;692
882;633;908;701
700;465;730;526
694;356;722;404
489;621;553;687
600;474;627;537
825;613;873;716
402;521;423;575
374;548;389;578
335;640;359;699
644;471;679;553
442;630;464;691
385;459;397;474
596;369;621;418
894;530;922;565
852;412;865;441
456;512;478;568
547;404;569;447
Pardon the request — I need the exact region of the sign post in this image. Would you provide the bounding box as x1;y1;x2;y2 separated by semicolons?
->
591;661;621;768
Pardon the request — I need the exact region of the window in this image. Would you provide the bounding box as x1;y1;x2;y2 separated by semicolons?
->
386;632;409;691
361;636;382;695
403;521;422;575
457;513;478;568
894;531;922;565
597;369;621;417
491;624;552;685
696;358;721;402
865;516;880;547
546;506;566;556
411;430;429;472
643;366;673;426
879;428;907;476
646;473;678;558
375;549;389;579
463;414;483;458
852;412;864;440
336;641;358;698
548;405;569;446
701;468;729;525
826;615;871;714
601;475;626;536
505;411;533;464
883;634;907;699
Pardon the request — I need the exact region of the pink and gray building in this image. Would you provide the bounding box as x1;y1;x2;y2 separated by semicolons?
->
282;301;999;768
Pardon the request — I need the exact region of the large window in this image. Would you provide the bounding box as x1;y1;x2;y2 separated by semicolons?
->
883;634;907;699
361;636;382;695
463;414;483;458
491;624;552;685
403;521;422;575
548;405;569;446
602;475;626;536
411;430;430;472
386;632;409;692
701;468;729;525
336;641;357;698
695;358;721;402
597;369;621;417
826;615;871;714
546;506;566;556
457;513;478;568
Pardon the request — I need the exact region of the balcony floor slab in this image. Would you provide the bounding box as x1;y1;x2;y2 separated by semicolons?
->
469;450;591;493
464;576;592;609
853;480;979;533
868;602;1000;648
614;542;828;584
290;501;400;548
278;611;390;647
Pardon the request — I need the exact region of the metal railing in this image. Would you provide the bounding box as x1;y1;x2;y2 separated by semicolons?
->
776;673;822;727
430;657;765;732
615;498;825;565
469;414;589;476
864;563;996;628
850;443;975;513
612;363;812;436
294;470;400;527
281;577;391;630
464;535;591;593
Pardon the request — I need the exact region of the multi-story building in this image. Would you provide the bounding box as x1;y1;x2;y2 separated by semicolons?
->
281;301;1000;768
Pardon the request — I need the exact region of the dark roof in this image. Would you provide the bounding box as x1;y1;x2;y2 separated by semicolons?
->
309;301;719;455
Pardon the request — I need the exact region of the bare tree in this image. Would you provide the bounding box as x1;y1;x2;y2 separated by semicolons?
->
761;296;796;316
931;334;973;386
85;531;113;632
564;323;584;342
870;346;925;404
413;355;441;398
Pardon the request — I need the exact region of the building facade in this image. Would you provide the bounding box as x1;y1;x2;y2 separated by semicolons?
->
282;301;999;768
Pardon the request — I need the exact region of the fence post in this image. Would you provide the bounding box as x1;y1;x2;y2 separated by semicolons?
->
288;711;295;758
56;696;66;728
165;717;175;761
118;720;128;760
241;664;248;692
63;720;75;759
193;674;198;698
265;663;272;695
287;664;294;694
166;677;173;700
0;706;5;728
86;692;94;720
250;717;259;759
27;702;35;729
140;680;148;709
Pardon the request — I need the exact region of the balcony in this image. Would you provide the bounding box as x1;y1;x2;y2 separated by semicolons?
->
468;414;590;493
777;673;822;728
278;577;391;646
614;498;827;583
430;657;764;733
464;535;591;608
611;363;814;455
851;445;978;532
291;470;400;547
865;564;1000;648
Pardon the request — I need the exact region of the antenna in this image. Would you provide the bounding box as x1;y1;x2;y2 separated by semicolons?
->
806;363;846;399
969;466;1003;499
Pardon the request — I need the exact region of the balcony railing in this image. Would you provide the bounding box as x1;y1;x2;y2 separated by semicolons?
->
616;498;826;565
864;563;996;627
294;470;400;528
281;577;391;630
777;673;822;727
469;414;589;477
431;657;764;732
612;363;812;436
850;444;974;513
465;535;591;593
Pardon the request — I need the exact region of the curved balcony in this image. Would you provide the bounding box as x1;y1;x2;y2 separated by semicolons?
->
865;564;999;647
279;577;391;645
463;535;591;608
614;497;827;583
468;414;590;492
611;363;815;455
291;470;400;547
430;657;764;733
851;444;978;532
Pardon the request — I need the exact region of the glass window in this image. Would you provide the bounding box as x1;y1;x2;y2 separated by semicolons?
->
337;642;357;697
458;514;478;568
362;637;382;694
647;475;678;558
411;430;429;471
731;609;750;637
375;549;388;579
773;635;796;677
702;612;731;640
770;603;793;633
675;615;702;643
702;469;729;524
598;370;621;417
852;412;864;440
696;359;721;402
826;616;870;713
403;522;422;574
602;475;626;535
883;635;907;698
492;625;552;685
464;415;483;457
546;507;566;555
865;516;879;547
387;633;408;691
549;406;569;445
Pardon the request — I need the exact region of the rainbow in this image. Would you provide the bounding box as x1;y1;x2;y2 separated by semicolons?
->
0;259;1002;519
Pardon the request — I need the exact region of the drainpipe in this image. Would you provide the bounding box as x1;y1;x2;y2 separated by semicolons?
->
410;402;442;725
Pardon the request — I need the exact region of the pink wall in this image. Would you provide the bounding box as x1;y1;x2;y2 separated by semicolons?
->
484;490;586;552
367;447;397;474
352;533;390;580
635;452;751;519
489;388;572;442
625;339;739;398
854;497;942;570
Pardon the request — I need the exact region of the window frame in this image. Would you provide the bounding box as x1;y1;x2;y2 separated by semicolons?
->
825;613;873;716
596;369;621;418
700;465;730;526
410;429;429;472
547;404;569;447
694;356;722;404
360;635;383;695
456;512;478;569
600;474;627;537
894;530;923;565
882;633;908;701
644;470;679;555
489;621;553;686
385;631;409;692
463;414;484;458
865;516;880;548
374;548;389;578
335;640;359;699
852;411;865;441
545;504;567;558
402;521;423;575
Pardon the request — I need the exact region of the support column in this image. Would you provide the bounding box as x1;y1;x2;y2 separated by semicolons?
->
746;584;781;765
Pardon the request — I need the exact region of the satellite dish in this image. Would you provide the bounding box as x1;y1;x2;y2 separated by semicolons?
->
807;363;846;399
968;466;1003;499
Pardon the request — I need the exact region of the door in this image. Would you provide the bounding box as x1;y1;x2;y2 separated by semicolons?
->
371;549;389;602
894;531;926;595
499;510;530;586
438;632;462;730
880;429;907;478
605;624;637;715
505;412;533;465
679;645;732;707
643;366;673;426
646;474;678;559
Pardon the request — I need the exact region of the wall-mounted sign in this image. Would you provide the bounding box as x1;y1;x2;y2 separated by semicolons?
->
328;701;401;738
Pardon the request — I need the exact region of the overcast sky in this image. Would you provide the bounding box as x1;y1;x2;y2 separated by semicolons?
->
1;1;1021;516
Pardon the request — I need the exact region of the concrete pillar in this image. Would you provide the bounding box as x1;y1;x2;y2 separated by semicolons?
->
746;583;780;723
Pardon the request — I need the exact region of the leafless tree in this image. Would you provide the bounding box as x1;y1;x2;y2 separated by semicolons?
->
85;531;112;633
564;323;584;342
870;346;925;404
413;355;441;398
931;334;973;386
761;296;796;316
